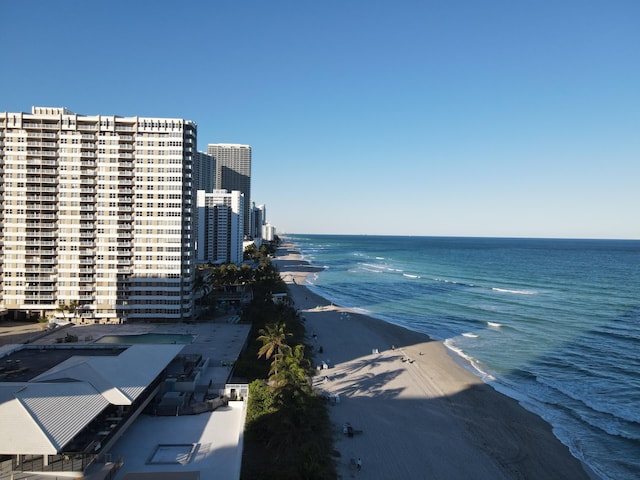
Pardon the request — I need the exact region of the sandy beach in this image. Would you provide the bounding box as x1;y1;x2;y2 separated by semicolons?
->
274;243;595;480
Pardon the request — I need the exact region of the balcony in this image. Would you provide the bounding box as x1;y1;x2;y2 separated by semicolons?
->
24;294;56;301
27;168;57;175
23;122;59;130
25;285;56;292
26;158;58;167
26;195;57;202
26;222;57;229
26;240;56;247
26;177;58;184
26;213;57;220
25;186;58;194
26;267;57;274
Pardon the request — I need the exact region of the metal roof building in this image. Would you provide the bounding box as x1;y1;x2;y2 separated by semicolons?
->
0;344;184;477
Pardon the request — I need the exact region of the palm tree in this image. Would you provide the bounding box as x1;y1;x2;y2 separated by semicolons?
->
269;344;310;390
56;300;81;321
257;322;292;360
193;270;212;307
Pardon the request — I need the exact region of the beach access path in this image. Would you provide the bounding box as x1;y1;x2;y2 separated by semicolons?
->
274;243;594;480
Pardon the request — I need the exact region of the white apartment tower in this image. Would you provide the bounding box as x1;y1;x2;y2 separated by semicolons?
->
206;143;251;237
0;107;197;323
196;189;244;265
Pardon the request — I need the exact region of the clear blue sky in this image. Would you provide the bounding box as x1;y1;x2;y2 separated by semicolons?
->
3;1;639;239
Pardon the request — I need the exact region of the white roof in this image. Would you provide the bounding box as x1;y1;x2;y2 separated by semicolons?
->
32;344;184;405
0;382;109;454
0;344;184;455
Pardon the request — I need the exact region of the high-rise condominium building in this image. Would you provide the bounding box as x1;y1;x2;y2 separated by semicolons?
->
196;189;244;265
206;143;251;237
0;107;197;324
250;203;266;239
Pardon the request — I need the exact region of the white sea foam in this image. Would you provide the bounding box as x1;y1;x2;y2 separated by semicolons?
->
403;273;419;279
492;287;537;295
444;339;496;382
487;321;502;328
461;332;478;338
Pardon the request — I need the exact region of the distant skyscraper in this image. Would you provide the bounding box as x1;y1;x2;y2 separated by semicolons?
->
0;107;197;323
251;203;267;239
207;144;251;237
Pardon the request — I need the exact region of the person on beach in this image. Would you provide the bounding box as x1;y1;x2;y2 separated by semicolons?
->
356;458;362;471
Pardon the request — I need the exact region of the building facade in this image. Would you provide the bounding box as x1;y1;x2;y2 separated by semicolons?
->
0;107;197;323
193;150;215;193
206;143;251;237
196;189;244;265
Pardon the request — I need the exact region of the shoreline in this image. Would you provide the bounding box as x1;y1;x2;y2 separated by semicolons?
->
274;242;597;479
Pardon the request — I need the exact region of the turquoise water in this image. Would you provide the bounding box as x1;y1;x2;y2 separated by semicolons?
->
96;333;195;345
285;234;640;480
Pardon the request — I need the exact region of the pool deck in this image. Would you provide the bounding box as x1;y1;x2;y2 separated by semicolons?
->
108;401;246;480
21;319;252;480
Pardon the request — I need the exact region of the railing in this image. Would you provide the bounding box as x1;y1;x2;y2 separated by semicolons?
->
8;453;97;474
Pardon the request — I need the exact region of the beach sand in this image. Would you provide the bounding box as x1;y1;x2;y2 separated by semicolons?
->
274;243;595;480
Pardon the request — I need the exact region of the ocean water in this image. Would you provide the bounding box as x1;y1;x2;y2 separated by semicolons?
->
285;234;640;480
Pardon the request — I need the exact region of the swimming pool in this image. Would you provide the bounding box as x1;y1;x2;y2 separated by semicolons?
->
95;333;195;345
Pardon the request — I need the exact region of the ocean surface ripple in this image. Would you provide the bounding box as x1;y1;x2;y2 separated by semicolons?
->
286;234;640;480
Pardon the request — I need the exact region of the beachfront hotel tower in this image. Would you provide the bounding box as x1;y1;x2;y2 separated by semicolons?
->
0;107;197;324
206;143;251;237
196;189;245;265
